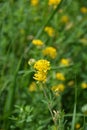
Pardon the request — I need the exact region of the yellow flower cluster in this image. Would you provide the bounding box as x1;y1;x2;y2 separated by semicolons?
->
51;84;65;92
31;0;39;6
48;0;61;6
81;82;87;89
80;7;87;13
33;59;50;82
34;71;47;82
44;26;55;37
32;39;44;46
56;72;65;81
60;58;70;66
34;59;50;72
43;46;57;59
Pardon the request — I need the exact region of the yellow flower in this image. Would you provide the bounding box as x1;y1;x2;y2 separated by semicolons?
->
33;71;47;82
31;0;39;6
48;0;61;6
32;39;44;46
43;47;57;59
28;82;37;92
75;123;80;129
81;82;87;89
33;59;50;82
60;58;70;66
57;84;65;92
80;7;87;13
34;59;50;72
52;84;65;92
56;72;65;81
44;26;55;37
61;15;69;23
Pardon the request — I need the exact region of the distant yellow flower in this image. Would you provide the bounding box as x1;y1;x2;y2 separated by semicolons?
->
43;47;57;59
61;15;69;23
34;59;50;72
56;72;65;81
48;0;61;6
33;59;50;82
52;84;65;92
44;26;55;37
75;123;81;129
31;0;39;6
29;82;37;92
57;84;65;92
81;82;87;89
32;39;44;46
60;58;70;66
80;7;87;13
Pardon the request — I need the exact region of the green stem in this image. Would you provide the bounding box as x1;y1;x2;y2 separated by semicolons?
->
42;87;54;122
42;84;58;128
71;74;77;130
64;113;87;117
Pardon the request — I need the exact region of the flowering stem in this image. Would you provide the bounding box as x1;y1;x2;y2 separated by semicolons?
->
42;84;58;128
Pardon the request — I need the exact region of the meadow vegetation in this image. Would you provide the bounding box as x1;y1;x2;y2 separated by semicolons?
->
0;0;87;130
